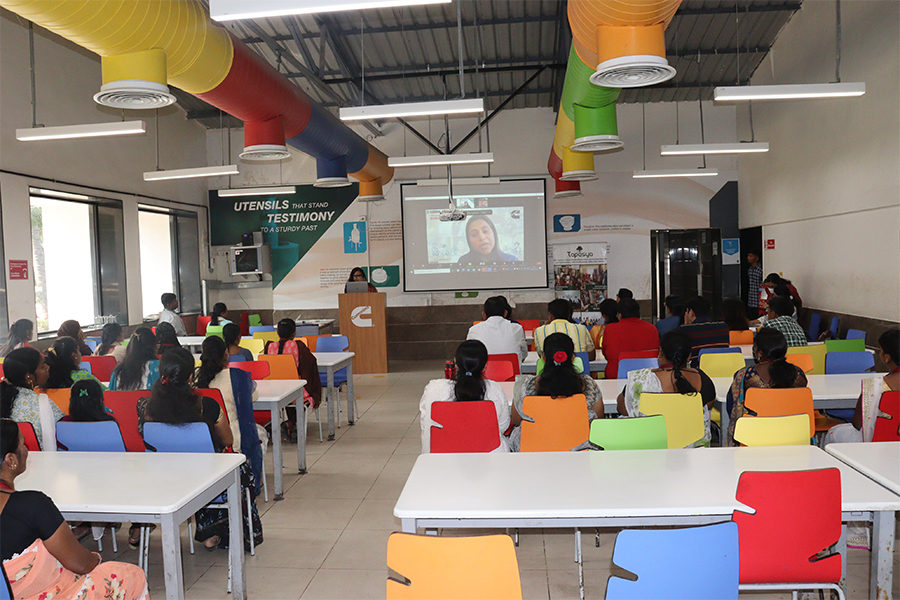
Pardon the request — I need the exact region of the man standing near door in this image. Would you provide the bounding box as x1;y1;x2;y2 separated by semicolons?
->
746;251;763;317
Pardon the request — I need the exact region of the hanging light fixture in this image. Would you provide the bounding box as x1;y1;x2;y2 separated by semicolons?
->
144;111;238;181
218;186;296;197
634;99;717;179
211;0;451;21
17;121;146;141
340;99;484;121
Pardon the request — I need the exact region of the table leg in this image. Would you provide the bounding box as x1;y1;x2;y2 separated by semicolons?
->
271;404;284;501
401;518;416;533
871;510;895;600
718;402;730;447
297;399;307;474
227;470;247;600
160;513;184;600
327;368;336;440
347;361;356;425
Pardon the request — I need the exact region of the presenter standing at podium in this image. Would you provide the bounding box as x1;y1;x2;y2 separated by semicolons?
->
345;267;377;293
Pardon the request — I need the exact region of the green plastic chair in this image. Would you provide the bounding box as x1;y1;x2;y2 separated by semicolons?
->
248;314;262;327
535;356;584;376
824;339;865;353
589;415;668;450
205;325;224;339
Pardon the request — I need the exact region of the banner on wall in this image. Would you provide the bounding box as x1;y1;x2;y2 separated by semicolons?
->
551;242;609;326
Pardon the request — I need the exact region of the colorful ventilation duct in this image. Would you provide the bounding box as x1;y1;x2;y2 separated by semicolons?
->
1;0;393;197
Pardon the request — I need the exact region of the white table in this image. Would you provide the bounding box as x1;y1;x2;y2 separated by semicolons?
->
254;379;307;500
313;351;356;440
521;351;607;375
395;446;900;600
19;452;246;600
177;336;206;352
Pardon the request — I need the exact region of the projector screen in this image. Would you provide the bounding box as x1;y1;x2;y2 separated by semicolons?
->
401;178;548;292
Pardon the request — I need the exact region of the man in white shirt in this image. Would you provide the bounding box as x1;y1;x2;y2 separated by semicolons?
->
466;297;528;362
157;292;187;336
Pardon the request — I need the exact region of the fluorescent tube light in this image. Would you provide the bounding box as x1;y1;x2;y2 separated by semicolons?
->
144;165;239;181
714;82;865;102
389;153;494;168
415;177;501;187
17;120;146;141
211;0;450;21
340;99;484;121
660;142;769;155
31;188;91;201
218;186;296;197
633;168;719;179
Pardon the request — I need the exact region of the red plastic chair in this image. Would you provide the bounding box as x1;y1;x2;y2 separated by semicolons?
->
518;319;541;334
0;364;4;379
483;361;515;382
81;356;117;381
430;401;501;453
17;422;41;451
873;391;900;442
240;312;250;336
196;316;212;336
487;353;520;377
230;360;271;380
732;469;843;598
103;391;147;452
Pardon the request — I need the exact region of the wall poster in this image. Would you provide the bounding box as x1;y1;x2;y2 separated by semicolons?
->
551;243;609;326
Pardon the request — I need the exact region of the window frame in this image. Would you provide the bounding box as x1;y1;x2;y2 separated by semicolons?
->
137;204;202;318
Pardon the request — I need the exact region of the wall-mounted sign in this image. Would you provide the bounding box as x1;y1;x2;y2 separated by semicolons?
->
553;214;581;233
722;238;740;265
765;238;776;250
8;260;28;280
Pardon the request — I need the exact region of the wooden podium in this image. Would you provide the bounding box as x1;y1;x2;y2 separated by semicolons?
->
338;292;388;374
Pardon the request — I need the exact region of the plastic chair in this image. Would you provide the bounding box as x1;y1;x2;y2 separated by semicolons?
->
825;339;865;353
487;353;521;377
0;365;3;379
1;559;13;600
535;356;586;376
744;388;815;437
698;353;746;379
196;316;211;336
83;338;99;352
588;415;667;450
785;353;814;373
316;336;355;427
386;532;522;600
484;360;515;382
79;361;93;375
638;393;705;448
301;335;323;351
845;329;866;341
41;388;71;414
606;522;740;600
230;360;271;380
16;422;41;451
575;352;590;375
249;325;276;335
240;312;250;336
205;325;224;339
257;354;298;380
698;347;743;356
253;331;280;344
82;356;117;381
872;391;900;442
787;345;827;375
807;312;822;341
828;316;840;338
732;469;844;599
518;319;541;334
57;421;126;452
729;330;754;346
520;395;589;452
732;414;811;446
248;314;262;328
825;351;875;374
103;391;147;452
616;358;659;379
238;338;264;355
430;401;501;453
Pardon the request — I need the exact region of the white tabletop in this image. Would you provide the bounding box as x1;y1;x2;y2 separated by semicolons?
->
522;350;607;371
313;351;355;367
254;379;307;402
295;318;334;326
714;373;872;402
177;336;206;347
826;442;900;496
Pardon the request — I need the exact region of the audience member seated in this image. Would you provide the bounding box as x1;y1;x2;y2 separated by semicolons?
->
0;419;150;600
63;379;114;424
589;298;619;349
157;292;187;336
601;298;659;380
616;288;633;302
655;295;685;337
57;320;93;358
137;348;262;551
534;299;595;359
44;337;106;390
725;328;808;446
419;340;511;454
209;302;232;327
109;328;160;391
93;322;126;364
155;321;182;355
761;296;808;347
679;297;729;358
466;296;528;362
265;319;322;442
0;318;34;358
344;267;377;293
617;330;716;447
224;323;254;361
510;333;601;451
824;329;900;444
721;297;750;331
0;348;59;448
494;295;520;325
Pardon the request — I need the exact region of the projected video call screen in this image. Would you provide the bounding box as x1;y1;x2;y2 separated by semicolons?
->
401;178;548;292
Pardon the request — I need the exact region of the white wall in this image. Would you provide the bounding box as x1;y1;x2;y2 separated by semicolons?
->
737;0;900;322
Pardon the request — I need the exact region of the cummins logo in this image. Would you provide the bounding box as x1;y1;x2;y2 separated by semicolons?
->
351;305;373;328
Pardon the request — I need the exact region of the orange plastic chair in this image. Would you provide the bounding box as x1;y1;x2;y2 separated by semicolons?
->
196;316;212;336
81;356;117;381
230;361;271;381
386;532;522;600
17;422;41;451
103;391;147;452
258;354;299;380
785;353;814;373
483;360;515;382
873;391;900;442
430;401;501;453
519;394;589;452
729;330;754;346
302;335;324;351
744;388;815;437
39;388;71;414
487;353;520;376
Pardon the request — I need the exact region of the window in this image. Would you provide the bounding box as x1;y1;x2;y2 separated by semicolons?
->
138;206;201;319
30;189;127;334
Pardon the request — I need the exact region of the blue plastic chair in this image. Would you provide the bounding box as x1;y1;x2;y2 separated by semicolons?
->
79;361;93;374
846;329;866;341
575;352;591;375
1;561;12;600
317;335;350;387
249;325;276;335
617;358;659;379
606;522;740;600
807;313;821;341
828;316;840;338
698;347;742;356
84;339;99;352
56;421;126;452
825;351;875;375
228;355;247;363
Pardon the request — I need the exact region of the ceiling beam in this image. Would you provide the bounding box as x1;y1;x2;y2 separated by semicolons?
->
674;3;801;17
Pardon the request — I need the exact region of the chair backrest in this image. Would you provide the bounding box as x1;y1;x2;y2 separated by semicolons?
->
616;358;659;379
195;388;230;423
589;415;667;450
230;360;271;380
872;391;900;442
787;344;827;375
253;331;280;344
732;469;842;584
606;522;740;600
487;353;521;376
619;350;659;361
824;338;865;353
103;391;147;452
534;356;586;376
82;355;117;381
519;395;589;452
316;335;350;352
729;330;754;346
386;532;522;600
205;325;224;339
784;353;814;373
518;319;541;334
196;315;211;336
732;414;811;446
845;328;866;341
0;364;4;379
828;316;840;338
698;352;746;379
1;559;13;600
574;352;590;374
237;338;264;355
807;312;822;341
248;314;262;327
143;422;215;453
300;334;323;351
56;421;126;452
430;401;501;453
79;361;92;374
249;325;276;335
257;354;299;380
825;350;875;374
41;388;71;414
744;387;815;437
83;338;99;352
483;360;515;382
698;347;743;356
16;422;41;451
638;393;705;448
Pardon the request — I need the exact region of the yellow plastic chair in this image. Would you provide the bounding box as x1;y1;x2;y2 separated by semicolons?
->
253;331;280;345
639;393;705;449
729;330;754;346
733;414;811;447
787;344;827;375
785;353;814;373
257;354;298;380
238;338;264;356
520;395;589;452
698;352;746;379
386;532;522;600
